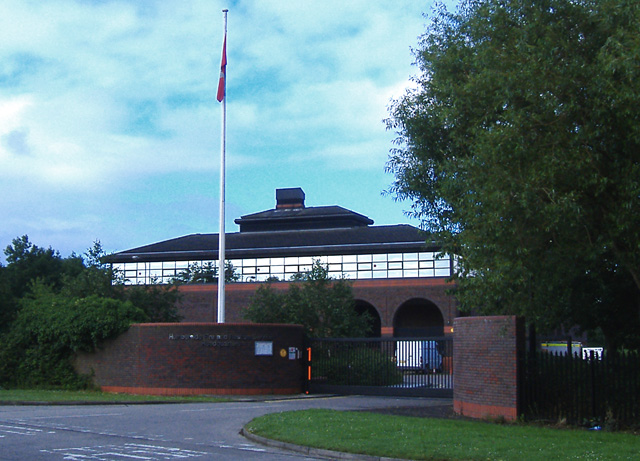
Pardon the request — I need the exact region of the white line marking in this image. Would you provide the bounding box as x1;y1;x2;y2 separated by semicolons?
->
41;443;209;460
28;412;124;419
0;424;43;435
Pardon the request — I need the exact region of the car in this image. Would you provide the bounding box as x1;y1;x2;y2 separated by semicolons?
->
396;340;443;373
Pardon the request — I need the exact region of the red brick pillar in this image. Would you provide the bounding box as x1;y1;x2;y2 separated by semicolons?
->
453;316;524;421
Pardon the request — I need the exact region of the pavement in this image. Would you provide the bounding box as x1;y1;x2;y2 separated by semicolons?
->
0;394;453;460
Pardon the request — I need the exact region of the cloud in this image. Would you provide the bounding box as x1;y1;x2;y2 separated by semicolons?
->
1;128;32;156
0;0;439;260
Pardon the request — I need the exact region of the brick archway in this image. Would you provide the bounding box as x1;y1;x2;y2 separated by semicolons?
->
393;298;444;337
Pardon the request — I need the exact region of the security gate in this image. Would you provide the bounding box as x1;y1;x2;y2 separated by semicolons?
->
307;337;453;397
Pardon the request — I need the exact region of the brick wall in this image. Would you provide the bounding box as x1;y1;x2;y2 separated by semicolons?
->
351;278;456;332
74;323;305;396
453;316;525;421
177;278;457;333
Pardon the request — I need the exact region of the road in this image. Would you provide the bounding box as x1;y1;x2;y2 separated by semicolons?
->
0;395;449;460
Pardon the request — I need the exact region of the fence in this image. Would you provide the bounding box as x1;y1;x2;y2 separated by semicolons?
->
308;337;453;397
521;350;640;427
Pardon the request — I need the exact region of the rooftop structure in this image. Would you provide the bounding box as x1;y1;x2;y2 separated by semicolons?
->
105;188;457;336
106;187;452;285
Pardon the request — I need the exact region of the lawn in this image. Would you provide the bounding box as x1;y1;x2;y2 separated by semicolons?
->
0;389;230;403
245;409;640;460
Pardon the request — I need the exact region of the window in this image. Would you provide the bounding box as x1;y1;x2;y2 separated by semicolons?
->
116;252;452;284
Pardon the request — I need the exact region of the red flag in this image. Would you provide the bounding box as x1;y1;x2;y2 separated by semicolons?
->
216;35;227;102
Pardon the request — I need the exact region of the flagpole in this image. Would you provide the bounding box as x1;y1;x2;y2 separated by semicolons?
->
217;9;228;324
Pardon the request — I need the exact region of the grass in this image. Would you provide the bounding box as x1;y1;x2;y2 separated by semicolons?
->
0;389;231;403
245;409;640;460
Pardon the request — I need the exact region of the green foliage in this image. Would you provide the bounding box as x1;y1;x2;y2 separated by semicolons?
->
0;283;145;389
3;235;80;298
243;261;371;338
386;0;640;348
0;264;17;335
62;240;182;323
314;347;403;386
60;241;119;299
569;257;640;351
0;237;182;388
171;261;240;284
124;283;181;323
1;236;84;335
0;389;232;403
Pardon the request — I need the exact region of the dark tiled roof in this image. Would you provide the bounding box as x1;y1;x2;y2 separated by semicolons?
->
105;224;435;263
235;205;374;232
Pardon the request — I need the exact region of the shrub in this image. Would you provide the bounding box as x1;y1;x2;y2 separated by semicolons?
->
314;345;403;386
0;286;145;389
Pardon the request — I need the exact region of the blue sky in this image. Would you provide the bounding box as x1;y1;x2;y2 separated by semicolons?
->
0;0;453;262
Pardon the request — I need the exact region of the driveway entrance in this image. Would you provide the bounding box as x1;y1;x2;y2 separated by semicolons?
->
307;337;453;398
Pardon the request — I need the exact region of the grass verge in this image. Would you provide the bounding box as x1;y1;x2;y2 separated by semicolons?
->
0;389;230;403
245;409;640;460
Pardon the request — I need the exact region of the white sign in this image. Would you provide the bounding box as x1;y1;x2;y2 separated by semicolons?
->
255;341;273;356
582;347;604;360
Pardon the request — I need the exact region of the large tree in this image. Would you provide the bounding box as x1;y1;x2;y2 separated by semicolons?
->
243;261;371;338
0;236;181;331
3;235;83;298
386;0;640;349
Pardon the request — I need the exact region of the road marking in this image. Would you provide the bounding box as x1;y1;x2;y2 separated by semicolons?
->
41;443;208;460
0;424;44;436
27;412;124;420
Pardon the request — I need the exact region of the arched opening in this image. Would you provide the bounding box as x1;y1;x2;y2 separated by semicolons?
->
393;298;444;337
354;300;381;338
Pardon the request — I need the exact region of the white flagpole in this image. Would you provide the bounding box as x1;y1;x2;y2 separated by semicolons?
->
217;9;228;323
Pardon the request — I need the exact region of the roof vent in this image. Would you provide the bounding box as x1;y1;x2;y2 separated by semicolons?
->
276;187;305;209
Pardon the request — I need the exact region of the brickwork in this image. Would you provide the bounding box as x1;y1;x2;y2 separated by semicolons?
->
177;278;457;334
351;278;456;331
74;323;305;396
453;316;525;421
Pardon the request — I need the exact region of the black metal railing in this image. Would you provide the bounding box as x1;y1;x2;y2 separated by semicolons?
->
521;350;640;428
308;337;453;397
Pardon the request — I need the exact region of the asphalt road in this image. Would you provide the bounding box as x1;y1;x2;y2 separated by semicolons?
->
0;395;450;460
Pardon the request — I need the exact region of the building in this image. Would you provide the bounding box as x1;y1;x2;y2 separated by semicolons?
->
105;188;458;337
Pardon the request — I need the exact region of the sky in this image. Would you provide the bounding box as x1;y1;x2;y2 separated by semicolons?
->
0;0;454;263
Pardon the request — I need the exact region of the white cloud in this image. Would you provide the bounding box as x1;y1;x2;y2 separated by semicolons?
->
0;0;444;260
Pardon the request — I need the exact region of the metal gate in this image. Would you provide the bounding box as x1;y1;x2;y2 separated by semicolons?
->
307;337;453;397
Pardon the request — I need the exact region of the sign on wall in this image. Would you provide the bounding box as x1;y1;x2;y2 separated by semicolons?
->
255;341;273;356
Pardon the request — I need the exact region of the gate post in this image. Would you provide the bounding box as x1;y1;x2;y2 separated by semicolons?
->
453;316;525;421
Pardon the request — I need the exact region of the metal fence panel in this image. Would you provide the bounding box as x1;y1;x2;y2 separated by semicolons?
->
308;337;453;398
521;350;640;427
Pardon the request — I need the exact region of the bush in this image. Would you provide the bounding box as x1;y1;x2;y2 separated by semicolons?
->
314;345;403;386
0;286;145;389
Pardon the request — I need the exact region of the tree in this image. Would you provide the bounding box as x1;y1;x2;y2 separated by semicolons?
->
61;241;119;299
1;236;82;333
243;261;371;338
0;263;15;335
3;235;81;298
123;283;182;323
171;261;240;284
1;236;181;330
386;0;640;348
